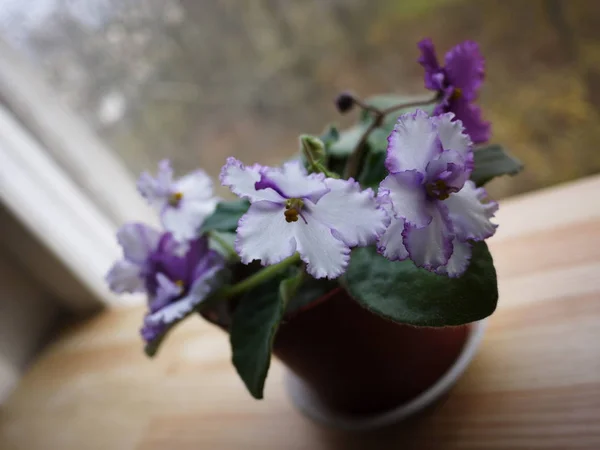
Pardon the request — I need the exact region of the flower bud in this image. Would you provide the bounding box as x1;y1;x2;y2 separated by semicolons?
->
335;92;355;113
300;135;326;165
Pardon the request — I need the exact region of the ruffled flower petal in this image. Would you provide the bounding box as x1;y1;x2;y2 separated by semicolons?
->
161;200;214;243
444;40;485;100
449;97;491;145
116;223;161;265
403;201;454;270
377;213;409;261
140;321;166;343
432;112;473;160
105;260;144;294
445;180;498;242
235;201;297;266
294;218;350;279
379;171;431;227
137;159;173;207
145;262;222;326
386;110;442;174
255;161;329;203
220;157;284;203
174;169;217;204
309;178;389;247
417;38;443;91
435;239;472;278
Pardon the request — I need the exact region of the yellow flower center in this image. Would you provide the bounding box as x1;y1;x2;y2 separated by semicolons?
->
168;192;183;207
284;198;304;223
450;87;462;101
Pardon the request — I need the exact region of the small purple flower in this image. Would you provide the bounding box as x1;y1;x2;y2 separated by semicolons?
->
418;38;491;144
221;158;389;279
137;160;218;243
377;110;498;277
105;223;224;343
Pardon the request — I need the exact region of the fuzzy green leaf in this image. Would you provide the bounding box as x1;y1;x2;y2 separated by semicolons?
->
319;125;340;149
471;145;523;186
200;199;249;234
341;243;498;327
328;123;369;156
230;279;286;399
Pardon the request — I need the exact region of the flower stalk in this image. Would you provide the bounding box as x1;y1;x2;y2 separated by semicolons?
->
220;253;301;300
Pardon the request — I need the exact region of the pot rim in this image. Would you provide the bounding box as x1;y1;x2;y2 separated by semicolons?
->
283;319;488;432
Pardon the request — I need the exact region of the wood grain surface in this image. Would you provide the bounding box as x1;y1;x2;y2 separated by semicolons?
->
1;176;599;450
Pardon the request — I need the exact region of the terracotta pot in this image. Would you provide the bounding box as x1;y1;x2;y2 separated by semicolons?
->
273;287;485;430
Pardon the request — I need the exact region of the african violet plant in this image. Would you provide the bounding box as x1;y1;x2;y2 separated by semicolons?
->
106;39;522;399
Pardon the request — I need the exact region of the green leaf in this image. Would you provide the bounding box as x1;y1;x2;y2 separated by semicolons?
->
319;125;340;149
279;270;304;306
200;199;249;234
230;279;286;399
341;242;498;327
358;150;387;189
328;123;368;156
471;145;523;187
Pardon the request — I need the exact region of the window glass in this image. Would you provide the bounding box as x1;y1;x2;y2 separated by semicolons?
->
1;0;598;198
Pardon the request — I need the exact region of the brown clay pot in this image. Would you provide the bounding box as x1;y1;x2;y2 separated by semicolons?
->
273;287;469;416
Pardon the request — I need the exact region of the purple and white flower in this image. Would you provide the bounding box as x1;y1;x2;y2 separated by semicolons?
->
137;160;218;242
221;158;389;279
106;223;224;343
377;110;498;277
418;38;491;144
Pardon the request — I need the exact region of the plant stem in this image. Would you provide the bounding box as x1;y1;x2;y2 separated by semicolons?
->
380;95;439;116
342;94;439;179
221;253;301;300
343;114;384;179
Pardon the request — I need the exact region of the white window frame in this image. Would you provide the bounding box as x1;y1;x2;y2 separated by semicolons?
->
0;39;157;311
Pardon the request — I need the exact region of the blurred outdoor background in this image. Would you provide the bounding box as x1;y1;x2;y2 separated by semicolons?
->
1;0;599;200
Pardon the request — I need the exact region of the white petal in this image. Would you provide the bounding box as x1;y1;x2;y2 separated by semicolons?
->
309;178;389;247
220;157;283;202
105;260;144;294
404;202;454;270
445;180;498;241
377;215;409;261
162;200;215;242
435;239;472;278
256;161;329;202
235;201;297;266
432;113;472;160
174;169;216;202
294;218;350;279
116;223;161;264
379;171;431;227
386;110;441;174
137;159;173;207
146;265;221;324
